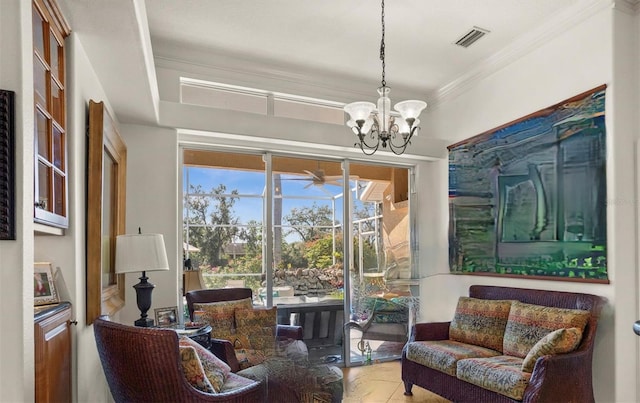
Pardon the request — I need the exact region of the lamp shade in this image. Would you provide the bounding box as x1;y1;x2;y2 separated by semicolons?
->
115;233;170;274
394;100;427;121
344;101;376;122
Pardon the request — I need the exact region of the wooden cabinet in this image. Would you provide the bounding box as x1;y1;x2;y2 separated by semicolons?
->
34;302;72;403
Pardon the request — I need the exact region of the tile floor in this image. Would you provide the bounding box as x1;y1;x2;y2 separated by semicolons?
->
341;360;451;403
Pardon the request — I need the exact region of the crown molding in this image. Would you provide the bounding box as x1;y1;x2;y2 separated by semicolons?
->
153;39;428;105
430;0;614;109
614;0;640;14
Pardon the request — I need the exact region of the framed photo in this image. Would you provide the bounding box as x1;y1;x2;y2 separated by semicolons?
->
34;262;59;306
155;306;178;328
0;89;15;240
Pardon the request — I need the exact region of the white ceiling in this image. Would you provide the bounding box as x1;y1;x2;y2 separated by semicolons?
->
59;0;614;124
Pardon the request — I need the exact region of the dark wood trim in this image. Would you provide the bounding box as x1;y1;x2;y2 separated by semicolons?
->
453;271;610;284
86;100;126;325
0;90;15;240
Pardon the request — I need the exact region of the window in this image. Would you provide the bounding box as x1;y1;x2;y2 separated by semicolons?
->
33;0;70;228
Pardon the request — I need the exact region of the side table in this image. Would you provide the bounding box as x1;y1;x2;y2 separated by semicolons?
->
174;324;212;349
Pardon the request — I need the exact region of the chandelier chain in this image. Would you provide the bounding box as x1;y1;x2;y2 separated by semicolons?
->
380;0;386;87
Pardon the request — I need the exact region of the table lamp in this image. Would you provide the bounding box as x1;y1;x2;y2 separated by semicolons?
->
115;231;170;327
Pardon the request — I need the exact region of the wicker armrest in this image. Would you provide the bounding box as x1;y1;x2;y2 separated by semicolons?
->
276;324;303;340
410;321;450;342
525;348;594;402
209;338;241;372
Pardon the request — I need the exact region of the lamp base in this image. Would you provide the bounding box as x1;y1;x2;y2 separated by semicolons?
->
134;317;154;327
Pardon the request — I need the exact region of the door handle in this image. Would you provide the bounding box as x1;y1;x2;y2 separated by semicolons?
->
633;321;640;336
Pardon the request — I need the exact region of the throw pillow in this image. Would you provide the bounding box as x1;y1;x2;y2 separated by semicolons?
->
179;336;230;392
449;297;513;352
521;327;583;372
178;346;215;394
235;307;277;351
193;297;253;342
503;301;590;358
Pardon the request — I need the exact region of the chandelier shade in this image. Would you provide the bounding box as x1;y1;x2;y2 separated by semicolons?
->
343;0;427;155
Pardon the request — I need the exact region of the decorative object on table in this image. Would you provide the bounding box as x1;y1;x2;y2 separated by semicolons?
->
448;85;608;282
34;262;59;306
154;306;179;328
343;0;426;155
0;89;15;240
115;228;170;327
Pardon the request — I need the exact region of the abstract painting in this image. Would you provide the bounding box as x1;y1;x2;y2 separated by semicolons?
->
448;85;607;282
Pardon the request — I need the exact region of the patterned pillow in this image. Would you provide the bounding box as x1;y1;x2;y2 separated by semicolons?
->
503;301;590;358
179;336;230;392
235;348;269;370
178;346;215;394
521;327;583;372
235;307;277;351
193;298;253;342
449;297;513;352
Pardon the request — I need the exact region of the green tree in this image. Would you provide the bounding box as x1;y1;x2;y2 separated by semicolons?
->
239;220;262;257
284;203;335;242
184;184;239;267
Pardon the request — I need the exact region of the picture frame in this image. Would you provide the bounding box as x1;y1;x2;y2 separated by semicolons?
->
86;100;127;325
34;262;59;306
0;89;15;240
155;306;179;328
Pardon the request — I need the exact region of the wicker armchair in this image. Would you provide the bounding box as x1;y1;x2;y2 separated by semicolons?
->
186;287;304;372
93;317;263;402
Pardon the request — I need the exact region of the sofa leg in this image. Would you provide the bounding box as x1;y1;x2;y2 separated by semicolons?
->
403;381;413;396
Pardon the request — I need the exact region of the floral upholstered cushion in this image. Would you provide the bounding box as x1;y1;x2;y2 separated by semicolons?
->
235;348;269;370
235;307;277;351
178;346;216;394
456;355;531;400
521;327;583;372
193;298;253;342
449;297;513;352
503;301;590;358
405;340;501;376
179;336;230;392
219;372;258;393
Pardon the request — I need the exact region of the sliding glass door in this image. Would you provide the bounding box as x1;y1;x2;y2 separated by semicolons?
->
182;149;414;365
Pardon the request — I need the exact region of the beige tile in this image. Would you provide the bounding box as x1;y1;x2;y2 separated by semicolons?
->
341;360;451;403
343;379;400;402
389;383;451;403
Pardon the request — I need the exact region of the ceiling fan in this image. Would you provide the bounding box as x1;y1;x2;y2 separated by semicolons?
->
287;169;343;189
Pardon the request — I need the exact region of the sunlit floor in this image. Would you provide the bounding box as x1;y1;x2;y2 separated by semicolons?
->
342;360;451;403
307;328;406;365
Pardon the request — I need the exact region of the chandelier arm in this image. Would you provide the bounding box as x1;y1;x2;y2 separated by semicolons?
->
360;125;383;150
387;126;419;154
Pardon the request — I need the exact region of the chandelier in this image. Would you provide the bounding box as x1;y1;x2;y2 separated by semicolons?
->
344;0;427;156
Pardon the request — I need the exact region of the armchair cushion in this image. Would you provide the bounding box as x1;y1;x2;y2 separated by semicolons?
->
521;327;582;372
503;301;590;358
178;346;216;394
235;307;277;351
179;336;230;392
449;297;513;352
194;297;253;341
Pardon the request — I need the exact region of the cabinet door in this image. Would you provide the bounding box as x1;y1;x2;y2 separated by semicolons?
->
35;306;72;403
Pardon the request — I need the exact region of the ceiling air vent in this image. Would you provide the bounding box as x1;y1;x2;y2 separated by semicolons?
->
455;26;490;48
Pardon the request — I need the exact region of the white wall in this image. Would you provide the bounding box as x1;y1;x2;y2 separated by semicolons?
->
417;6;636;402
0;1;35;401
119;124;180;325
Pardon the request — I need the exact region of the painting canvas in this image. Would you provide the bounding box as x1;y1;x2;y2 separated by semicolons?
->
448;85;607;282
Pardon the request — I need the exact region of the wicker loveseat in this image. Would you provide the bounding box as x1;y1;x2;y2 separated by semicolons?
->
402;285;605;403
